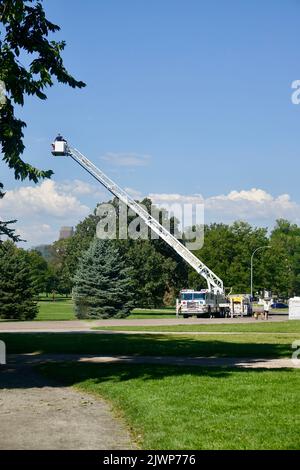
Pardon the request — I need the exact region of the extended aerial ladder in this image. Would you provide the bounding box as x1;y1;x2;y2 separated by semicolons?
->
52;136;224;294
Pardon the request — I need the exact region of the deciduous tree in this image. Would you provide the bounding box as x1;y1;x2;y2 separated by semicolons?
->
0;0;86;239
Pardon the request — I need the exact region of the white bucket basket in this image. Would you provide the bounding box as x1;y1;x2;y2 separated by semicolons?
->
52;140;68;156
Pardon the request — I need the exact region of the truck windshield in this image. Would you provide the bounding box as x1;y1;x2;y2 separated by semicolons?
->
181;293;193;300
181;293;205;300
193;293;205;300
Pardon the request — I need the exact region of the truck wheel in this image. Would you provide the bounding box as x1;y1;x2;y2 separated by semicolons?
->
183;314;189;319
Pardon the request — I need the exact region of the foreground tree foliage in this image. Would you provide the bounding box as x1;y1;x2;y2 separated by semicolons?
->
0;0;85;240
0;183;20;242
0;241;37;319
73;238;135;319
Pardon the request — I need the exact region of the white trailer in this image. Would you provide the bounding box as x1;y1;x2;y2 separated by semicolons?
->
289;297;300;320
52;135;226;314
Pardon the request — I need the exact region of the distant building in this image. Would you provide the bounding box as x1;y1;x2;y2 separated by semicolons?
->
59;226;74;240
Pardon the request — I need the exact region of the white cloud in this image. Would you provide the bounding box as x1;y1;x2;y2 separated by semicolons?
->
3;182;300;247
146;188;300;226
149;193;204;205
215;188;273;202
17;223;58;248
0;180;90;218
124;187;143;199
0;180;92;247
101;152;151;167
205;188;299;223
59;179;104;198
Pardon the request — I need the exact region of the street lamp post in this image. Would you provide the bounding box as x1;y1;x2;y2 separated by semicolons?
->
250;245;271;300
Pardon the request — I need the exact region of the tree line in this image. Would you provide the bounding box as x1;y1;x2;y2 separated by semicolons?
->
1;197;299;320
49;199;300;303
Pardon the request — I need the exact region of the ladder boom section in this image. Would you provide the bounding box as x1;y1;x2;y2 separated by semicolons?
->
68;145;224;294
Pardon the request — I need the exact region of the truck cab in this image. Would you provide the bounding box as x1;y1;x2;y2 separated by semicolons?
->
177;289;225;318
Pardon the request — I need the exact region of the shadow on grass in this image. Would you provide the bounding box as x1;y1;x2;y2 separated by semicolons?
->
40;362;291;388
0;357;294;391
0;332;295;358
0;331;296;390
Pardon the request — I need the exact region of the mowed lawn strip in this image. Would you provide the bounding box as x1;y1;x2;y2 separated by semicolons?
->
94;320;300;334
5;299;291;322
1;332;298;357
39;362;300;450
35;301;175;321
37;301;75;321
127;309;175;319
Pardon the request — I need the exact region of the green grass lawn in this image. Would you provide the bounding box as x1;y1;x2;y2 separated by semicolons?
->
39;362;300;449
127;308;175;319
35;300;175;321
1;332;298;357
35;301;289;322
37;300;75;321
95;320;300;334
2;297;288;322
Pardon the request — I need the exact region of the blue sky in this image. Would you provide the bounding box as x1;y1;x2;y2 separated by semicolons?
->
1;0;300;246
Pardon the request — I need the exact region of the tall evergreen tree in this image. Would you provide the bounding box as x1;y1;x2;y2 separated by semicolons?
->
26;249;49;295
73;238;135;319
0;241;38;320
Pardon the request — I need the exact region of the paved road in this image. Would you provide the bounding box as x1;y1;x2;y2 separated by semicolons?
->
0;355;136;450
0;315;289;332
